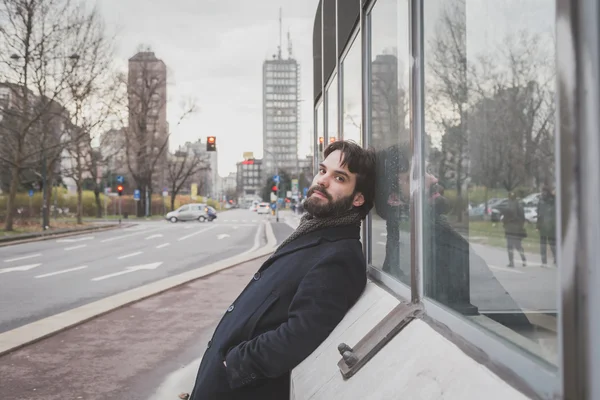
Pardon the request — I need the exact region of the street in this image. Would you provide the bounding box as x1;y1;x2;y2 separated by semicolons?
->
0;209;291;334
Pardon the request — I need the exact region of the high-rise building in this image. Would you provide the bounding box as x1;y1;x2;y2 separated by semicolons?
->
262;20;301;180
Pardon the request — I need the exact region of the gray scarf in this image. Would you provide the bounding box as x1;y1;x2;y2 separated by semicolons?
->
277;208;363;251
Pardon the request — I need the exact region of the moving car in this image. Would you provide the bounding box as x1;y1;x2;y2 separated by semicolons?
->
165;203;210;222
257;202;271;215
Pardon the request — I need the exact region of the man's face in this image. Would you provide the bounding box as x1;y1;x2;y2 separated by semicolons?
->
304;150;365;218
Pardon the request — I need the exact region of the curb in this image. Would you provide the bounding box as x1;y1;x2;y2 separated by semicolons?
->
0;223;130;248
0;221;277;357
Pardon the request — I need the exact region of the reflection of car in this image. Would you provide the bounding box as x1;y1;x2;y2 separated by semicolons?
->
165;203;209;222
489;198;509;222
468;203;487;220
257;202;270;215
524;206;537;223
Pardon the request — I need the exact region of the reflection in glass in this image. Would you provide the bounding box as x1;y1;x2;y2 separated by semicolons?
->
316;101;324;161
369;0;410;286
342;34;362;145
423;0;557;366
327;74;338;142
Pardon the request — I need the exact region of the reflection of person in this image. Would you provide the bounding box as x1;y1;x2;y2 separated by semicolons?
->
502;192;527;267
536;186;557;266
189;141;376;400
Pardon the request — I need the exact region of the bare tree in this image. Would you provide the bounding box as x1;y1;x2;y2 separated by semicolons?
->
0;0;107;230
166;146;210;211
426;0;469;221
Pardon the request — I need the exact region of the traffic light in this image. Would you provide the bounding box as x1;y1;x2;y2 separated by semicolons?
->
272;185;278;192
207;136;216;152
117;185;124;196
329;137;337;143
319;137;324;152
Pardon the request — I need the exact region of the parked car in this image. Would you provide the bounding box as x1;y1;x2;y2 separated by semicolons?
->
257;202;271;215
165;203;209;222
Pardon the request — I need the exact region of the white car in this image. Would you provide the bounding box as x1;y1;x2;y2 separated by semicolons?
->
257;202;271;215
524;206;538;223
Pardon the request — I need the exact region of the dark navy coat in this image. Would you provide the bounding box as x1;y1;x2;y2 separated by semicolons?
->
189;224;367;400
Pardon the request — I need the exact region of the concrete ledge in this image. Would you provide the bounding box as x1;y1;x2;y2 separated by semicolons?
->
0;223;128;247
0;221;277;357
291;281;528;400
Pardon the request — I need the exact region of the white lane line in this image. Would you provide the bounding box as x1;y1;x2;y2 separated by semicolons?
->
232;220;238;222
178;225;218;242
156;243;171;249
217;234;230;240
101;227;162;243
377;241;386;246
242;220;248;222
65;244;87;251
92;262;162;282
224;220;230;222
184;225;195;230
251;220;257;223
4;254;41;263
56;236;94;243
118;251;143;260
0;263;42;274
35;266;88;279
489;265;524;274
146;234;163;240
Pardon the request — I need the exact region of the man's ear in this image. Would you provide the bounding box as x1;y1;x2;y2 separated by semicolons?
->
353;192;365;208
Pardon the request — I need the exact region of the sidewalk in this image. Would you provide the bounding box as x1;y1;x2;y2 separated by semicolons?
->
0;255;270;400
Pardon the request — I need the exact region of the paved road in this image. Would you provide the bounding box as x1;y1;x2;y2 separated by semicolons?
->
0;209;291;334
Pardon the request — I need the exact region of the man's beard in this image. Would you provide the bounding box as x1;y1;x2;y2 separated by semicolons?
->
304;185;355;218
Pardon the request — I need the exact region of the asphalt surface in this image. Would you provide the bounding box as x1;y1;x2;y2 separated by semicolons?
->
0;209;293;334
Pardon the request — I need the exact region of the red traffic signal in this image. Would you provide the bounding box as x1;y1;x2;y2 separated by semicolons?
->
207;136;217;152
318;137;324;144
329;137;336;143
117;185;124;196
272;185;278;192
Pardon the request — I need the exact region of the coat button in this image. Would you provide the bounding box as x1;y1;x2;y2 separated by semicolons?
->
207;340;212;348
227;304;235;312
253;272;261;281
250;373;257;379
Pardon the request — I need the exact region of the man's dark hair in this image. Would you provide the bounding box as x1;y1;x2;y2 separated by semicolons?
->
324;140;376;219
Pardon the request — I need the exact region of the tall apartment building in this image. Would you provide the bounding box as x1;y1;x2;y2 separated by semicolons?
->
127;51;169;191
181;139;219;199
262;32;301;179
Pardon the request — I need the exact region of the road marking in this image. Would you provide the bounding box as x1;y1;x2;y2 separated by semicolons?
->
232;220;238;222
251;220;257;223
118;251;143;260
4;254;41;263
56;236;94;243
156;243;170;249
380;232;387;237
35;266;88;279
65;244;87;251
217;234;230;240
489;265;524;274
184;225;195;230
146;234;163;240
91;262;163;281
178;226;217;241
101;227;161;243
224;219;229;222
242;220;247;222
0;263;42;274
377;241;386;246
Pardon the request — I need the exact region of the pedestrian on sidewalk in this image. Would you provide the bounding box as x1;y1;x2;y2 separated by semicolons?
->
188;140;376;400
503;192;527;267
536;185;557;266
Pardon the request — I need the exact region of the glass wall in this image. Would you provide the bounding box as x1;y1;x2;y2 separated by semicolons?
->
326;74;338;143
422;0;558;366
369;0;411;287
341;33;362;145
316;101;324;161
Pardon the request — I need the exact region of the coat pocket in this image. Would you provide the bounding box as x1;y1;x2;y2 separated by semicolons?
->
245;290;279;339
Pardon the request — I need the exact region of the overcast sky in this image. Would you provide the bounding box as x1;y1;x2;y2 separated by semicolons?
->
95;0;319;176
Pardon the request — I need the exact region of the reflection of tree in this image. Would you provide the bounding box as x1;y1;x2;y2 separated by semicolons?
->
427;0;469;221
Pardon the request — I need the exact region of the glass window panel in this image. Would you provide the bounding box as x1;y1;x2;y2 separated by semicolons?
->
316;102;324;161
370;0;411;286
342;33;362;145
423;0;557;366
327;74;338;142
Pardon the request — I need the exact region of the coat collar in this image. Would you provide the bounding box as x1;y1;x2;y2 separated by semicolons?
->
260;224;361;272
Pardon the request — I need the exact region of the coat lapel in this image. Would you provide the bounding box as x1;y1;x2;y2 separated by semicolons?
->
259;225;361;272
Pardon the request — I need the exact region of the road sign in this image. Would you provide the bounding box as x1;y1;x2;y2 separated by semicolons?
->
162;190;168;197
273;175;280;184
116;175;124;184
104;187;112;195
133;189;141;201
303;187;309;197
28;189;34;197
291;179;299;195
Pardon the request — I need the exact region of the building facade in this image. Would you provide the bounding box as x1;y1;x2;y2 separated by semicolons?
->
262;51;301;179
236;158;263;204
305;0;600;399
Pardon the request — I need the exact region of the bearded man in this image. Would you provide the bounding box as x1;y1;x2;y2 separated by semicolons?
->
188;140;376;400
